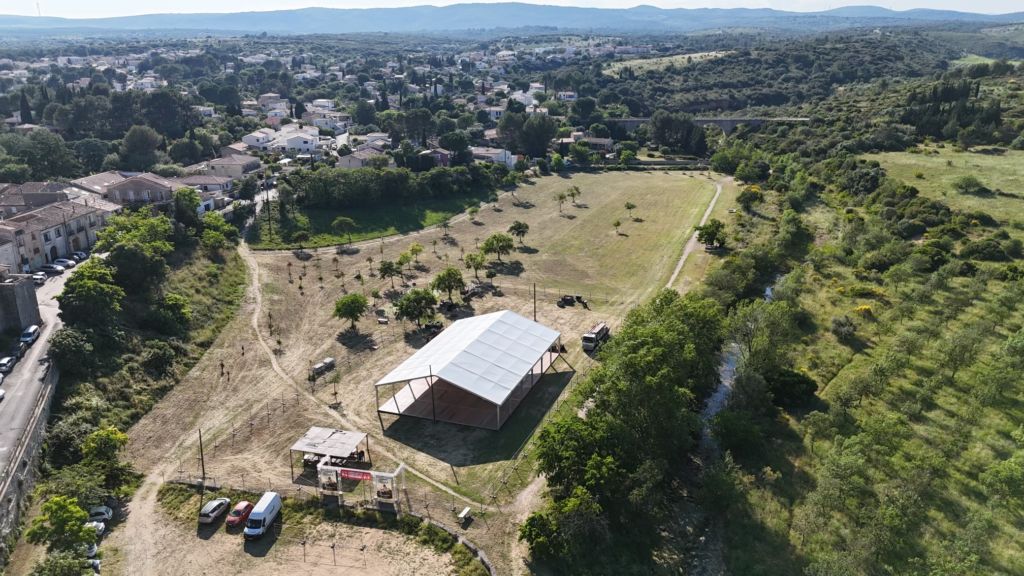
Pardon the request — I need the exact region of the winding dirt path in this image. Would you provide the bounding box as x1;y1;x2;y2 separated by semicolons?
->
666;179;726;288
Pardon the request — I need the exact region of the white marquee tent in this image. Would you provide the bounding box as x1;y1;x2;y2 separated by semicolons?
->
374;310;564;430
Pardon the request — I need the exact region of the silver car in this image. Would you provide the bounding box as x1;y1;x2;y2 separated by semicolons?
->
198;498;231;524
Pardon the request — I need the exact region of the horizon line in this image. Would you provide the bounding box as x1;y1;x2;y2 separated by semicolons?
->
4;2;1020;20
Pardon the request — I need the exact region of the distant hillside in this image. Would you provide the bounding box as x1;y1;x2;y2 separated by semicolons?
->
0;3;1022;35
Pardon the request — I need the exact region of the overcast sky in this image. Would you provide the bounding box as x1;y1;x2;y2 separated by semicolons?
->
11;0;1020;19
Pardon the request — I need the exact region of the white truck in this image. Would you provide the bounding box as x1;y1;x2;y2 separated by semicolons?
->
243;491;282;540
581;322;610;352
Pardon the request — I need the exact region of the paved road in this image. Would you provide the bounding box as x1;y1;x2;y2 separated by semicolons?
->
0;272;68;478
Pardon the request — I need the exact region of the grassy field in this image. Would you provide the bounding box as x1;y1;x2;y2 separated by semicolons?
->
604;51;727;76
107;169;721;575
951;54;1023;67
864;146;1024;229
247;190;494;250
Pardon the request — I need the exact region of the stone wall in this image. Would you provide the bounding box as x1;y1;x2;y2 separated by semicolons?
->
0;365;58;566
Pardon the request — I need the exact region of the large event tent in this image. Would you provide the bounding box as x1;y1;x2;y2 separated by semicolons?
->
374;310;565;430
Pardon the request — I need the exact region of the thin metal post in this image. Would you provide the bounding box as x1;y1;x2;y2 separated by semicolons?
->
429;365;436;423
198;429;206;483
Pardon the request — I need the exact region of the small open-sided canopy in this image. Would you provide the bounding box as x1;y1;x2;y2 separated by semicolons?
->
290;426;366;459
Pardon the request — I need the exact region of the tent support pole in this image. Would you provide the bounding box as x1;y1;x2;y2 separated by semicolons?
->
429;366;436;423
375;385;385;432
289;449;294;481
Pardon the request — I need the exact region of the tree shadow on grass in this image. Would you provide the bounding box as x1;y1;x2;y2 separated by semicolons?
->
381;370;573;466
488;260;524;277
559;213;577;220
402;328;437;349
517;245;539;254
337;329;377;351
512;200;535;209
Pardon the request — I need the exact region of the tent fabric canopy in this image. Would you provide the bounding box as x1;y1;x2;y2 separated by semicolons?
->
290;426;366;459
374;310;560;406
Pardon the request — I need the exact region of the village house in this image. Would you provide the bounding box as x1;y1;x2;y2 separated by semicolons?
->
470;146;517;169
105;172;178;206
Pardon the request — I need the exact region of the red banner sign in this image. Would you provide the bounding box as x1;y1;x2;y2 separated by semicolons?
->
340;469;372;481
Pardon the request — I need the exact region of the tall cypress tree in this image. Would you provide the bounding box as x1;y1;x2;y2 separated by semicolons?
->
19;90;33;124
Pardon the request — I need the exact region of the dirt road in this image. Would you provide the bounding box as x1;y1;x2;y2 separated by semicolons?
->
666;178;726;288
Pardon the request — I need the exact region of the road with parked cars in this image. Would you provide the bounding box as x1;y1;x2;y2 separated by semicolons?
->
0;262;71;491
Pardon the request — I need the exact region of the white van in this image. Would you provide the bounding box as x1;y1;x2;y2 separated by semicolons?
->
581;322;610;352
243;492;281;540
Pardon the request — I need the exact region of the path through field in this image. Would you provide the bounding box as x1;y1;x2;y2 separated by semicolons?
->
667;179;725;288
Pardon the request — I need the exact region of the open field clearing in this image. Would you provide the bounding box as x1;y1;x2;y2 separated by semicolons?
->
100;170;720;575
604;51;728;76
247;189;493;250
864;146;1024;228
951;54;1024;67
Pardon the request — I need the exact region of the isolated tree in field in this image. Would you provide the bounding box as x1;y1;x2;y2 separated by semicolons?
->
696;218;726;248
464;252;486;281
378;260;402;289
624;202;637;219
396;288;438;327
409;242;424;263
331;216;358;244
568;185;581;205
613;219;622;235
26;495;95;551
333;293;369;330
482;233;515;262
397;251;413;272
508;220;530;244
555;191;567;213
468;205;480;222
440;219;451;237
431;266;465;301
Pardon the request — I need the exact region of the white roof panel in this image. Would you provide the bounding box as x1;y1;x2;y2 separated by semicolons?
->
375;310;560;405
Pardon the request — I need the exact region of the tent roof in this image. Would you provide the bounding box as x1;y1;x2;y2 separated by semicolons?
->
375;310;560;406
290;426;366;458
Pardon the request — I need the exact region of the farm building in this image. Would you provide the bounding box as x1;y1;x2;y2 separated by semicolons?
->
374;310;565;430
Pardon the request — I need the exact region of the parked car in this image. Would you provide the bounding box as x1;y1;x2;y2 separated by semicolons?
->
84;521;105;538
53;258;77;269
9;342;26;359
198;498;231;524
244;492;281;540
0;389;5;402
72;251;89;261
32;273;46;286
20;325;40;345
225;501;254;529
88;505;113;523
582;322;611;352
0;357;16;373
38;264;65;275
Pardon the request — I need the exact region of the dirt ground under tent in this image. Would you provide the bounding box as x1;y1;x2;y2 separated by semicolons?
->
89;170;732;576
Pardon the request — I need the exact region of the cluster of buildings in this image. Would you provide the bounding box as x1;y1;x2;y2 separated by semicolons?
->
0;182;120;272
0;149;262;273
